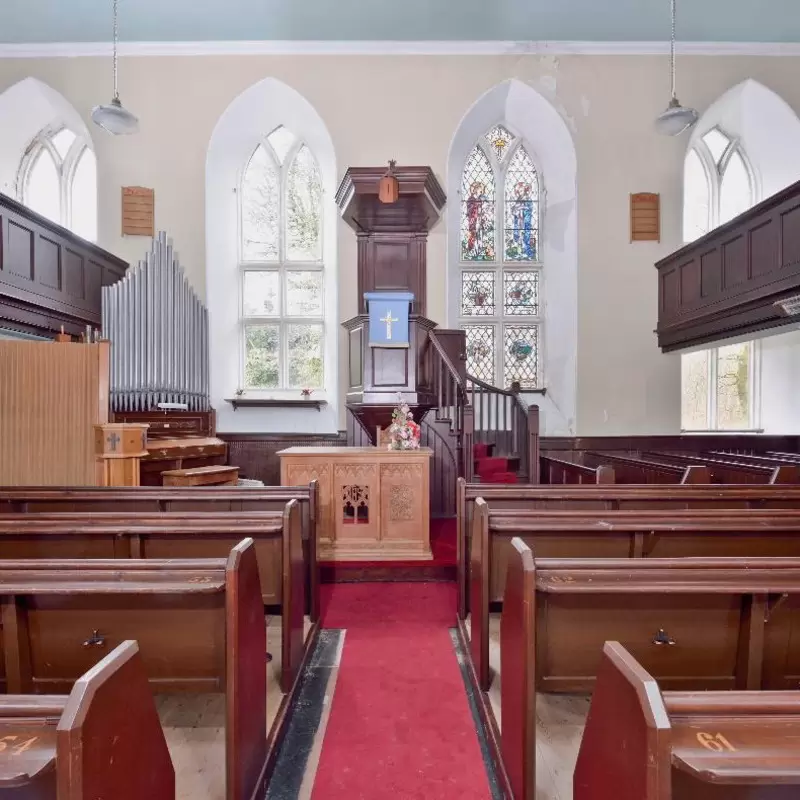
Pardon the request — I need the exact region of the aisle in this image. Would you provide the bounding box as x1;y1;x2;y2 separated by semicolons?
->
310;582;494;799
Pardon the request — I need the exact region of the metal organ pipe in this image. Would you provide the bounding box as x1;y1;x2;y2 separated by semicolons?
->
101;231;210;413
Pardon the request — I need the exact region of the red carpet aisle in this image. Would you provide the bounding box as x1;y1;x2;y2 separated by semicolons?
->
311;583;491;799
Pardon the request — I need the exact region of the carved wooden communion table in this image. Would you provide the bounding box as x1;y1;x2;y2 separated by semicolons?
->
278;447;432;561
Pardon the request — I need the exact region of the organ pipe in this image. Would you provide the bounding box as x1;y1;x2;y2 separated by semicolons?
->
102;231;210;412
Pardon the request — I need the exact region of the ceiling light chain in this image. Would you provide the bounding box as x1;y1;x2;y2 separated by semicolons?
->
112;0;119;100
669;0;677;99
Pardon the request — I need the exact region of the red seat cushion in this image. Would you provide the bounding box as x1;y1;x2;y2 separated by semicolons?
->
473;443;490;459
475;457;508;477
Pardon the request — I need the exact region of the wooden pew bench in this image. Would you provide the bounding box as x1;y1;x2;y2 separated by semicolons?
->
468;504;800;691
161;465;240;486
642;450;800;485
0;541;264;800
0;508;307;695
493;540;800;800
455;479;800;618
0;483;320;622
583;452;711;484
0;641;174;799
539;456;615;485
575;641;800;800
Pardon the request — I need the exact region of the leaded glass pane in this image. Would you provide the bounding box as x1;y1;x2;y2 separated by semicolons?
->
286;271;323;316
244;324;279;388
484;125;515;161
242;271;279;316
266;126;296;165
681;350;710;430
716;343;750;430
287;323;324;388
51;129;76;160
70;147;97;242
465;325;495;383
460;146;495;261
26;147;61;225
683;148;710;243
461;271;495;316
702;129;730;166
504;146;539;262
242;145;279;261
286;145;322;262
503;271;539;316
503;325;539;389
719;150;752;226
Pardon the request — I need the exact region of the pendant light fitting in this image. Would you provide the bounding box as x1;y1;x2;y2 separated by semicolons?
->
654;0;698;136
91;0;139;135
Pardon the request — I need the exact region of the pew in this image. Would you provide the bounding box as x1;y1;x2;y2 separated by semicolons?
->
498;540;800;799
0;508;305;694
468;503;800;691
0;483;320;622
575;641;800;800
455;479;800;618
707;450;800;469
642;451;800;484
0;640;174;799
0;540;265;800
583;452;711;484
539;455;615;485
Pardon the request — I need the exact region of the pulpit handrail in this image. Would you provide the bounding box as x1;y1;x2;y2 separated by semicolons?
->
427;330;466;393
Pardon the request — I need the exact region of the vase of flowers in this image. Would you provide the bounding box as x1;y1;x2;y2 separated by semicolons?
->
387;396;421;450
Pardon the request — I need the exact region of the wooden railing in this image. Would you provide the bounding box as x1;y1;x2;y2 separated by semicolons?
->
541;455;615;484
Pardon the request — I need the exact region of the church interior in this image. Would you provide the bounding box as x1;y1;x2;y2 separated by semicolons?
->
3;0;800;797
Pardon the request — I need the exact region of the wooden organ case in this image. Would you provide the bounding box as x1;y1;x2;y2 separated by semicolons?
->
102;232;227;485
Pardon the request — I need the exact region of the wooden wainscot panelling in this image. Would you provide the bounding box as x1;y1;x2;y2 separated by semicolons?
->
630;193;660;242
121;186;155;237
0;191;127;338
655;178;800;351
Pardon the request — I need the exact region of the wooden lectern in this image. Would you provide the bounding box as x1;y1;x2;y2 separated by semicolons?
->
94;423;149;487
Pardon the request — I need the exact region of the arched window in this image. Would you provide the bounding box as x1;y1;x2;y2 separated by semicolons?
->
681;128;759;431
239;126;324;391
683;127;755;243
17;126;97;242
459;125;541;389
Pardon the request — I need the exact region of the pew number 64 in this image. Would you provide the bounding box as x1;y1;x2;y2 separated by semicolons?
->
696;732;737;753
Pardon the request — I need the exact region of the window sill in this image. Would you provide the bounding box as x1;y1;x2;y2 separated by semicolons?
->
225;397;328;412
679;429;764;434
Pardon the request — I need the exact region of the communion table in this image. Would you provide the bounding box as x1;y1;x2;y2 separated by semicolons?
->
278;446;432;561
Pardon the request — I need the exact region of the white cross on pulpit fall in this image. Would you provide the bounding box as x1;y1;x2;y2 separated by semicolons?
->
381;308;399;340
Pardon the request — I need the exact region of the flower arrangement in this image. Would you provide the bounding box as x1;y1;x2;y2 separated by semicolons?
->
387;396;421;450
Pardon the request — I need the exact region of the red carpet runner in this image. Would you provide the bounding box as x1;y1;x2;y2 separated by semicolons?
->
312;583;491;799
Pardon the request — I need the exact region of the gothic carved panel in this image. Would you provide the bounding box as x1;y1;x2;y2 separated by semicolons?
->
389;485;414;522
342;484;370;524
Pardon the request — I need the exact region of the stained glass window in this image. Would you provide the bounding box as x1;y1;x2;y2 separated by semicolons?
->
458;125;542;388
461;272;495;316
240;128;325;391
504;147;538;262
503;271;539;316
484;125;515;161
503;325;539;389
19;126;96;242
464;326;495;384
460;146;495;261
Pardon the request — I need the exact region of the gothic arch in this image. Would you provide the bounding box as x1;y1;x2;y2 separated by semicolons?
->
446;79;577;435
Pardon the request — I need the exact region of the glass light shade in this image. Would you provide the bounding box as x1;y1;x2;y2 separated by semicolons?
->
654;97;698;136
91;96;139;135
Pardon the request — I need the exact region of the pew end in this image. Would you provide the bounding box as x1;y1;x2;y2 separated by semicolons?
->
501;537;536;800
225;537;268;800
57;639;175;800
470;498;491;691
574;641;672;800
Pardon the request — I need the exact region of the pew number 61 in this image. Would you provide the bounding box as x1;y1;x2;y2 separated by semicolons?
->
696;732;737;752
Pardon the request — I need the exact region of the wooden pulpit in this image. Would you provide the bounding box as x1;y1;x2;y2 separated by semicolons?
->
337;165;446;437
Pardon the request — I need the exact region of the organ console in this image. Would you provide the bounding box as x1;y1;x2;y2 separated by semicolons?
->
102;232;228;485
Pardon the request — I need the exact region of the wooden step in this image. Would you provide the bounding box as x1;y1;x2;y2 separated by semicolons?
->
161;465;239;487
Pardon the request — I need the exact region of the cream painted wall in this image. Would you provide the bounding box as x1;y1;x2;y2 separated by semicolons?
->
2;53;800;434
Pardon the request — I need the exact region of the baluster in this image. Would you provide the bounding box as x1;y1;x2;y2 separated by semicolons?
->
438;361;444;416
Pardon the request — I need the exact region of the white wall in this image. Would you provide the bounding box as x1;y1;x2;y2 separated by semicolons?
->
2;54;800;434
760;327;800;434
